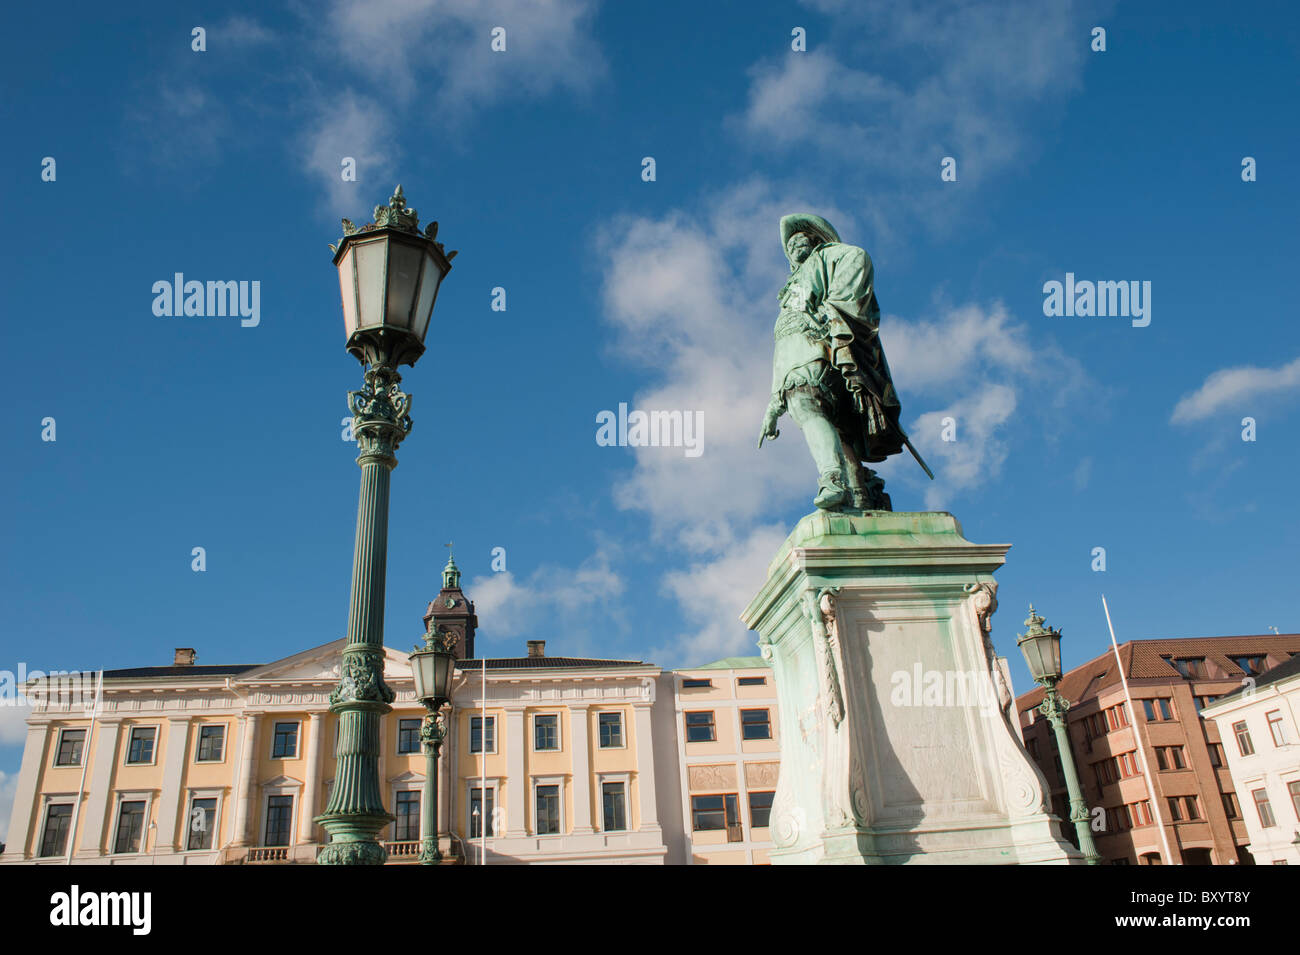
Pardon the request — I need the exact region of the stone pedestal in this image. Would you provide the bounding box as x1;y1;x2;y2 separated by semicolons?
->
740;511;1080;865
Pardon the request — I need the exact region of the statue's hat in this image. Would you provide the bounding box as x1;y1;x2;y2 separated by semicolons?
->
780;213;841;252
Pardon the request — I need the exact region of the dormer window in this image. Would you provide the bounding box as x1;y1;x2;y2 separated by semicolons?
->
1165;656;1206;679
1230;654;1267;676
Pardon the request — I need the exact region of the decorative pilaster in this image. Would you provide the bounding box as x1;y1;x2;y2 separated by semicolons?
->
153;717;192;853
299;713;326;843
505;707;527;837
2;723;50;860
633;698;661;834
76;718;122;858
230;713;261;847
569;705;594;834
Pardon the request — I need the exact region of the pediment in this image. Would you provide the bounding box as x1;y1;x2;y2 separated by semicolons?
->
236;639;415;685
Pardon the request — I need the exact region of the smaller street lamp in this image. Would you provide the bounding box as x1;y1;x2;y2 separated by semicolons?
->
409;625;458;865
1017;605;1102;866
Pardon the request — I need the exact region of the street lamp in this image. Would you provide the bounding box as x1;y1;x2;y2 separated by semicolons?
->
315;187;456;866
1017;605;1102;866
409;626;458;864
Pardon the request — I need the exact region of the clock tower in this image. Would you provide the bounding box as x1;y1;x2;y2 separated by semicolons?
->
422;551;477;659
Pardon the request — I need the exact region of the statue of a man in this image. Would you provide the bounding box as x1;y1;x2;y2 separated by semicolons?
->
758;214;911;511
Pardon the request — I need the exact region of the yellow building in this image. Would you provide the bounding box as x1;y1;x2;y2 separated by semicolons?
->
673;658;780;864
1;560;794;866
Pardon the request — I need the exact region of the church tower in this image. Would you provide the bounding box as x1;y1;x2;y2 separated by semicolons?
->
422;550;477;659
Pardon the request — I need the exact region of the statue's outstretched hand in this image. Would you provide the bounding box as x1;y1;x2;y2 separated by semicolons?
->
759;408;780;448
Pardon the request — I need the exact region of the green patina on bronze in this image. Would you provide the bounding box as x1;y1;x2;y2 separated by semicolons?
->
759;214;931;512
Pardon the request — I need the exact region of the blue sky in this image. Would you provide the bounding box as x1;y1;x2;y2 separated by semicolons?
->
2;0;1299;813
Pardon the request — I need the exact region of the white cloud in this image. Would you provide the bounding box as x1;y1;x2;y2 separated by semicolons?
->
215;16;274;46
304;90;398;217
467;550;624;641
1170;356;1300;424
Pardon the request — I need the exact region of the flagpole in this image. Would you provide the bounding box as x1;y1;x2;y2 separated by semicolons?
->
66;669;103;865
480;655;486;865
1102;596;1178;864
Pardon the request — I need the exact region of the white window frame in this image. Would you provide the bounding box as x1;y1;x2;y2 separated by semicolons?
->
1267;710;1290;747
390;787;422;842
260;779;302;847
36;794;77;858
532;712;562;753
597;772;631;832
396;716;423;755
194;722;229;764
110;790;155;855
466;779;502;837
595;710;626;750
123;724;160;767
532;775;566;836
469;714;498;755
52;726;87;768
183;788;225;853
269;720;301;760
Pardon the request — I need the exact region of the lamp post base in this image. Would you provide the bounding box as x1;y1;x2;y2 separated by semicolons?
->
315;811;394;866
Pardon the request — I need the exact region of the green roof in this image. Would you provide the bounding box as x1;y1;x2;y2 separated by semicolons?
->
690;656;770;670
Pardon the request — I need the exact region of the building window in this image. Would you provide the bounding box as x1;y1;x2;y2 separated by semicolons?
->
1267;710;1289;747
597;712;623;748
749;791;775;828
54;729;86;767
1132;800;1153;827
1182;795;1200;820
741;709;772;740
1233;720;1254;757
1166;656;1206;679
125;727;156;765
737;676;766;687
1155;746;1186;771
691;794;735;831
264;795;294;846
470;716;496;754
397;719;421;755
602;782;627;832
1141;698;1173;722
113;800;147;854
535;784;561;835
1207;742;1224;767
1230;654;1267;676
187;797;217;851
271;722;300;759
393;791;420;841
1140;852;1163;865
682;679;712;688
1288;780;1300;822
38;804;73;857
1252;789;1276;828
1196;695;1221;711
470;787;495;838
196;725;225;763
1222;792;1240;819
684;711;716;743
533;714;560;751
1166;797;1182;822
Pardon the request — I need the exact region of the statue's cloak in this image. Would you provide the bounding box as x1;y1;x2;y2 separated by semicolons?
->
777;241;904;462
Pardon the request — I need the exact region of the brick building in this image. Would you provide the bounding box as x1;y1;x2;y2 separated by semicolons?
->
1017;634;1300;864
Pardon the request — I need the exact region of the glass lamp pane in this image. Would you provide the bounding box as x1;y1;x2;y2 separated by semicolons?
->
385;240;423;331
337;246;360;340
353;238;387;329
410;652;431;701
410;252;444;343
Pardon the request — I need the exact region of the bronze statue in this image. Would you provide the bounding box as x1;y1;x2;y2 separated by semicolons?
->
759;214;931;511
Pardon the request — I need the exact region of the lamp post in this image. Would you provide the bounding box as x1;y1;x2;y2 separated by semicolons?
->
315;187;456;866
409;626;458;864
1017;605;1102;866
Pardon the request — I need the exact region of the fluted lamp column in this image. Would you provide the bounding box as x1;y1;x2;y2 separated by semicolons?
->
315;187;456;866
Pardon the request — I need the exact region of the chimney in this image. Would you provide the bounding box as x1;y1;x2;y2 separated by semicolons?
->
174;648;196;666
526;640;545;658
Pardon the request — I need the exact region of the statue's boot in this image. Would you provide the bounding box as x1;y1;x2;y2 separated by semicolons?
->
850;465;892;511
814;469;849;510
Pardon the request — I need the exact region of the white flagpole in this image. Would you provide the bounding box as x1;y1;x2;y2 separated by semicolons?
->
1102;596;1178;865
480;655;487;865
66;669;103;865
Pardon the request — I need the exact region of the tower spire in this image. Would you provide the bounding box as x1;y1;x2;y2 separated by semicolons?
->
442;541;460;589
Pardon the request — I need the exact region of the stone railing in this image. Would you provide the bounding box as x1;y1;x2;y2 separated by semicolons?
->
383;840;421;860
246;847;290;863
